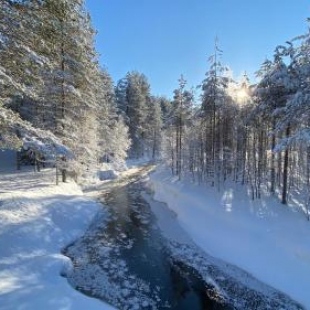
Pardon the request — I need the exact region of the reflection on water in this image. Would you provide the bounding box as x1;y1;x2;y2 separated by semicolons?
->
64;181;229;309
103;182;210;309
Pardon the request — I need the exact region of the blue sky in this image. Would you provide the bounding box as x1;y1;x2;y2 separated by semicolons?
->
85;0;309;97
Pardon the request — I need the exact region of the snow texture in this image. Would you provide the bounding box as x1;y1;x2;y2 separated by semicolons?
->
63;178;162;310
0;150;115;310
1;149;308;309
63;209;159;310
98;169;119;181
148;166;310;309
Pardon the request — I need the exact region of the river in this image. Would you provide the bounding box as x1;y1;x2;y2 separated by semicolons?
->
62;166;304;310
63;176;230;309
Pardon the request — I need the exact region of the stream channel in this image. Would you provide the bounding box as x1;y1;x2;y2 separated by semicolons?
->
62;168;304;310
63;176;229;310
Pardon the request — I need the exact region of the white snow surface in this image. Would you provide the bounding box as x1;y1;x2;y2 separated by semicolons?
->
2;148;309;309
0;150;115;310
149;166;310;309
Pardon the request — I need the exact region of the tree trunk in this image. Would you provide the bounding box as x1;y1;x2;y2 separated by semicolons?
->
16;151;21;170
270;120;276;194
281;124;290;204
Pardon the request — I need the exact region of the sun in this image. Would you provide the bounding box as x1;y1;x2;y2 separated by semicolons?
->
235;88;248;103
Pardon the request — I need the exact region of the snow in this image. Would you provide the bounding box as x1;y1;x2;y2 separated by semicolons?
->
98;169;119;181
0;150;115;310
1;148;308;309
64;165;162;310
148;166;310;309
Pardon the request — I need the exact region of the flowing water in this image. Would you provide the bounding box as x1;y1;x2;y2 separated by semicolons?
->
102;182;213;309
63;179;228;309
62;165;305;310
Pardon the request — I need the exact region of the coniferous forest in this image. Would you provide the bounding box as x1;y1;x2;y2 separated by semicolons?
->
1;0;310;218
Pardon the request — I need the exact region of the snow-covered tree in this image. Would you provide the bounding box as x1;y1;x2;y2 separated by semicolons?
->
0;0;131;180
115;77;129;119
97;69;130;165
199;40;232;186
253;45;297;203
116;72;151;158
144;96;163;159
169;76;193;177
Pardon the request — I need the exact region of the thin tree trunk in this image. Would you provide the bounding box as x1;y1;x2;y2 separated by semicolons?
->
16;151;21;170
282;124;290;204
270;120;276;193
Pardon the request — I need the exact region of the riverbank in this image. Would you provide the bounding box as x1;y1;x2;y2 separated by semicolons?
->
0;151;115;310
82;160;156;198
1;151;308;309
62;160;304;309
148;165;310;309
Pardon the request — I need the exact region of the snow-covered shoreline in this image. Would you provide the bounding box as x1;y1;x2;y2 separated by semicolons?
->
148;166;310;309
1;150;309;309
0;151;114;310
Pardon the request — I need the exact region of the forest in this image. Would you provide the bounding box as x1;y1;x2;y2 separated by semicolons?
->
1;0;310;218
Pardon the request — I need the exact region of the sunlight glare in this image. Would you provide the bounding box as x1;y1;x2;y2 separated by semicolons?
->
235;88;248;103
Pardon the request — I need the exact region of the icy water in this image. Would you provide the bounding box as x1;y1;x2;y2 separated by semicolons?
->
102;182;220;309
63;170;305;310
63;179;229;309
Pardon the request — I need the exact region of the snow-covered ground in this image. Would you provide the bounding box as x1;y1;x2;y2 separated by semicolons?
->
0;150;115;310
148;166;310;309
1;148;309;309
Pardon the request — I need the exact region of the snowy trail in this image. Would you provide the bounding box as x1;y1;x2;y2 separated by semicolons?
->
0;151;114;310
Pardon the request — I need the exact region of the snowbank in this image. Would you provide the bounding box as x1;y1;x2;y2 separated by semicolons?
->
0;151;114;310
98;169;119;181
149;166;310;309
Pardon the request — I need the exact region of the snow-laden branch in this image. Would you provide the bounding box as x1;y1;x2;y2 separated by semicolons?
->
0;104;72;159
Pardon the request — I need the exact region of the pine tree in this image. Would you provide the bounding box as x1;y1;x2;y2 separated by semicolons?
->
115;77;129;119
123;71;151;158
200;40;230;186
145;96;163;159
28;0;103;177
0;0;66;156
97;69;130;165
253;46;296;203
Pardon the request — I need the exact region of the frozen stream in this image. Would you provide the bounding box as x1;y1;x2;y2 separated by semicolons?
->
63;179;230;309
62;169;304;310
99;181;227;309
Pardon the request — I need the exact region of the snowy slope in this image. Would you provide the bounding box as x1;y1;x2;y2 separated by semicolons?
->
0;150;115;310
149;166;310;309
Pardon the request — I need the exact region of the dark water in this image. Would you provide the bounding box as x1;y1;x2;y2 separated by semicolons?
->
100;181;227;309
62;168;306;310
64;180;229;309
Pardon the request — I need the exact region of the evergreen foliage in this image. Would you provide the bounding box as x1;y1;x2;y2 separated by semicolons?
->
116;71;163;158
2;0;310;217
0;0;130;179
